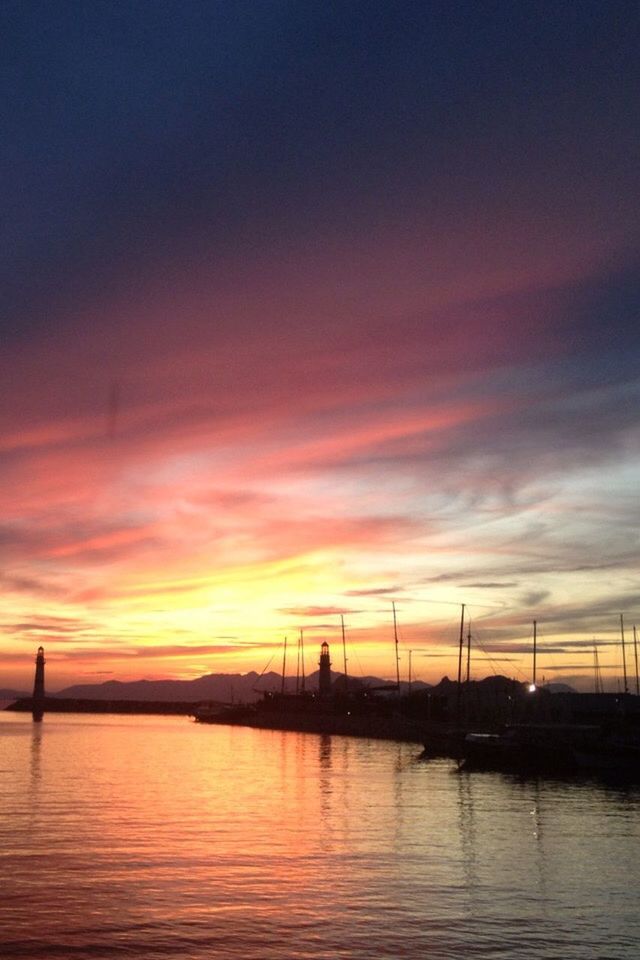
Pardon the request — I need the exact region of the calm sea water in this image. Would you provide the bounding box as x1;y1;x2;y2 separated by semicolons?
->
1;712;639;959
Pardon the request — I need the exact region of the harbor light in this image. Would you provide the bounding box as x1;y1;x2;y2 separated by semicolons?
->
528;683;537;693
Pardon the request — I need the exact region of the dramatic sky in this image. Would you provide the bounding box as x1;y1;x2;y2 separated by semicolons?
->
2;1;639;691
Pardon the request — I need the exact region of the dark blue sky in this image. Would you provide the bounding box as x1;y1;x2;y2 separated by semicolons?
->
2;1;638;341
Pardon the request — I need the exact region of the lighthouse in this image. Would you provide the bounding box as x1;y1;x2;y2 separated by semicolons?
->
318;641;332;698
32;646;45;722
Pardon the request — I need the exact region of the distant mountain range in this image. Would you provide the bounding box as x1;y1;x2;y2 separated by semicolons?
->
541;682;576;694
1;674;577;705
0;689;29;701
53;670;430;703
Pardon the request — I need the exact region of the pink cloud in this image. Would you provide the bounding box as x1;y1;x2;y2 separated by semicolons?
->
1;209;637;687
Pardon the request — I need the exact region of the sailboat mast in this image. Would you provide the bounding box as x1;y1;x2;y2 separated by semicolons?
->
466;625;471;684
340;614;348;693
408;649;413;696
281;636;287;695
633;624;639;696
300;628;306;693
532;619;537;688
456;603;465;725
392;601;401;690
620;614;629;694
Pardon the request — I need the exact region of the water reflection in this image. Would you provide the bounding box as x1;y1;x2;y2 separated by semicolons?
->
318;732;332;772
1;715;640;959
457;770;479;901
318;734;333;843
30;722;43;789
391;742;408;845
529;779;550;913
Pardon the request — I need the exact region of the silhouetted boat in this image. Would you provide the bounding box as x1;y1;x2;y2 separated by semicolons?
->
193;703;255;723
462;722;640;778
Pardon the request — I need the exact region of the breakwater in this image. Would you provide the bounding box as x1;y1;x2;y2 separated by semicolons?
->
196;708;430;744
193;702;464;753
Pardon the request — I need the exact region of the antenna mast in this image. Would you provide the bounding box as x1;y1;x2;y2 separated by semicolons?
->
340;614;348;693
281;636;287;695
392;601;401;690
456;603;465;726
593;642;603;694
620;614;629;694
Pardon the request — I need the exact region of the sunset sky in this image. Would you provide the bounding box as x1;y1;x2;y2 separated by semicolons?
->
2;1;639;691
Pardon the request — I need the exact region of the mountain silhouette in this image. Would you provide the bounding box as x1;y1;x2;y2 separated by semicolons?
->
56;670;429;703
0;688;29;700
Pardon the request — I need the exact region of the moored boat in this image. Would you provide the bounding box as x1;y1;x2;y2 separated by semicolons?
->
461;723;605;775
